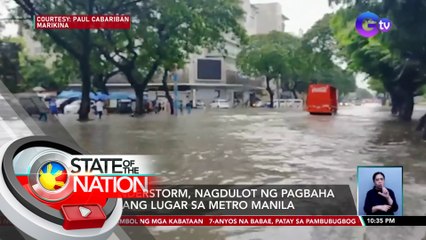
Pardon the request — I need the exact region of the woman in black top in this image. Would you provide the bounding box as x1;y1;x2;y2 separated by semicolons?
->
363;172;398;215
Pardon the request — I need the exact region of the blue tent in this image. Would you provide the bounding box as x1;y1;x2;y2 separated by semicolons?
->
58;90;142;101
58;91;109;100
92;92;109;101
108;92;133;100
57;90;81;99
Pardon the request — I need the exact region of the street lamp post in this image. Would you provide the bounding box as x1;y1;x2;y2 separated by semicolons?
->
276;75;281;108
172;70;179;116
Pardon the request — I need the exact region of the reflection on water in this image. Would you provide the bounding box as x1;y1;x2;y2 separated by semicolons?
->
58;104;426;240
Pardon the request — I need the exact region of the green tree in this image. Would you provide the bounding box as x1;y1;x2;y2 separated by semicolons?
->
0;39;21;92
237;31;300;107
368;78;385;94
20;57;66;90
329;0;426;121
95;0;247;115
13;0;138;121
297;13;356;96
330;7;403;114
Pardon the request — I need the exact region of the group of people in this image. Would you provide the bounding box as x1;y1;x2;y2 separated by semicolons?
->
37;98;106;121
37;97;195;122
147;100;193;115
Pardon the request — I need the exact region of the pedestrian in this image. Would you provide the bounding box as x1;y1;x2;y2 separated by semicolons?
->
158;102;163;112
179;101;184;114
154;101;160;114
49;98;58;116
186;102;192;114
34;97;48;122
96;100;104;119
38;110;48;122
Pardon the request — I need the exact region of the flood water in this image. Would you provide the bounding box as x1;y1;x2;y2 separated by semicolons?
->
57;104;426;240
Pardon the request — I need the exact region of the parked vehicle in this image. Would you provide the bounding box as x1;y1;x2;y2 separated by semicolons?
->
63;100;95;114
354;99;362;106
306;84;338;115
210;99;231;109
58;97;79;113
252;100;263;108
190;100;206;108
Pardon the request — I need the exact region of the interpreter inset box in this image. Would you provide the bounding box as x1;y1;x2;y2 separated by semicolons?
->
357;166;403;216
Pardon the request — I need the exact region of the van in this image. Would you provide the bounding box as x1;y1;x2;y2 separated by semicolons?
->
306;84;338;115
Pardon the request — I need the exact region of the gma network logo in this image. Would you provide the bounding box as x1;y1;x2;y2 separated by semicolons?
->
355;12;392;38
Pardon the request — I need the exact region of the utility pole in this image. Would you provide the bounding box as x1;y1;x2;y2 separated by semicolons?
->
276;75;281;108
172;64;179;116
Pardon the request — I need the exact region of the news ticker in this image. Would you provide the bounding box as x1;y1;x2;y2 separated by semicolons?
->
1;215;425;226
34;15;131;30
120;216;426;227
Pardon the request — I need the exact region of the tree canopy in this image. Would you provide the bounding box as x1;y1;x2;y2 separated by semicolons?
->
13;0;248;117
237;16;356;108
329;0;426;121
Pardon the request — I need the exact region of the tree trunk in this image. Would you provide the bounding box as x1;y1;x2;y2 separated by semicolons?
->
397;89;414;122
78;55;91;121
93;74;109;94
122;62;160;116
162;70;174;115
77;2;94;122
266;77;274;108
123;69;146;116
381;93;387;106
132;84;145;115
290;81;299;99
390;92;400;116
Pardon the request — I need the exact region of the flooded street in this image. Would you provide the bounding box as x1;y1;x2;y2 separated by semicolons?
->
57;104;426;240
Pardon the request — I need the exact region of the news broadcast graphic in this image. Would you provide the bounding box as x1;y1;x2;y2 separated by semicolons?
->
361;216;426;226
34;15;131;30
355;11;392;38
0;136;157;240
119;185;361;226
357;166;403;216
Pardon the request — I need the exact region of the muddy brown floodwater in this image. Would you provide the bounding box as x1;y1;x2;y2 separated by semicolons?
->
58;104;426;240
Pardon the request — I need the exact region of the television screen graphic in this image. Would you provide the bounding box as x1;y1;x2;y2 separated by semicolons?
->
197;59;222;80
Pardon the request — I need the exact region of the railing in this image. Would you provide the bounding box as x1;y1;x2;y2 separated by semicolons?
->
274;99;304;110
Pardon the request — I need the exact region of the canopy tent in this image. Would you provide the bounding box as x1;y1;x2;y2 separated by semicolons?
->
57;90;81;99
57;91;139;100
108;92;135;100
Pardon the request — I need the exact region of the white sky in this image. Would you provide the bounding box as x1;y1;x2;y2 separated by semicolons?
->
0;0;18;37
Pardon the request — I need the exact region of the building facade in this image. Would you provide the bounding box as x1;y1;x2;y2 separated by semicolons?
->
175;0;288;106
253;2;288;34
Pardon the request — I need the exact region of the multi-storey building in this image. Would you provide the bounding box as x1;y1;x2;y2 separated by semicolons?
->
27;1;288;106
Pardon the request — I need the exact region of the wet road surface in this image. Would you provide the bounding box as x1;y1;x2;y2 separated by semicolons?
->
56;104;426;240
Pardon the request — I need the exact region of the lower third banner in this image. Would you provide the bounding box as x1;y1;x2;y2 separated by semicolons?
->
119;216;362;226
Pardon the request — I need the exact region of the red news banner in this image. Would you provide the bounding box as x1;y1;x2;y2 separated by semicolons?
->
120;216;363;226
34;15;131;30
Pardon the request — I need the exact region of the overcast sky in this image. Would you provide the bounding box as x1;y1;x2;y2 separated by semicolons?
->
251;0;334;35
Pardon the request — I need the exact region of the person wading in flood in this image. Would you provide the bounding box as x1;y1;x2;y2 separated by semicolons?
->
96;100;104;119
